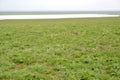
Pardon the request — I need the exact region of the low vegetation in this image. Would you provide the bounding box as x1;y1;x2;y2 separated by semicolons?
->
0;17;120;80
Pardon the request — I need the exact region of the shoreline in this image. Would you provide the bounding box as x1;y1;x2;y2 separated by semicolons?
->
0;14;119;20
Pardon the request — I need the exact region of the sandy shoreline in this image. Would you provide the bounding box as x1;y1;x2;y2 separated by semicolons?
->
0;14;119;20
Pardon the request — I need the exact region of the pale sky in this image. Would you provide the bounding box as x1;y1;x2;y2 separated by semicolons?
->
0;0;120;11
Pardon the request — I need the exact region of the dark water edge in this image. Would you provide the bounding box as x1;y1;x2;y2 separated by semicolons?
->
0;11;120;15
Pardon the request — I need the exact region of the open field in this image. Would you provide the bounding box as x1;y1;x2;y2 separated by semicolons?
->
0;18;120;80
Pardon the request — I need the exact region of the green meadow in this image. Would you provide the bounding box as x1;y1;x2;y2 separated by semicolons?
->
0;17;120;80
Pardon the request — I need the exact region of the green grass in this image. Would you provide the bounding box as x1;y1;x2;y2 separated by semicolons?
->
0;17;120;80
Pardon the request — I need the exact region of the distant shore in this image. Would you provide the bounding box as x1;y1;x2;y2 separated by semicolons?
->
0;14;119;20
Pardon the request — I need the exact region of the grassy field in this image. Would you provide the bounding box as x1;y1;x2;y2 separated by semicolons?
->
0;17;120;80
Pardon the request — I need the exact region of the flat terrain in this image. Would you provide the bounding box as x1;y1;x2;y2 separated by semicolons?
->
0;18;120;80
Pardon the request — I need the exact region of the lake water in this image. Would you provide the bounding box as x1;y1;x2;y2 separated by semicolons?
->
0;11;120;15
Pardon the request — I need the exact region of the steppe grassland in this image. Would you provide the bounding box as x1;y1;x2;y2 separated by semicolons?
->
0;17;120;80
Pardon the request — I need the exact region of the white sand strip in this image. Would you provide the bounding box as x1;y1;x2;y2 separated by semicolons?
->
0;14;119;20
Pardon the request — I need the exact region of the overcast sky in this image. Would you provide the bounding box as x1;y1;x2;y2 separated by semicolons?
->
0;0;120;11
